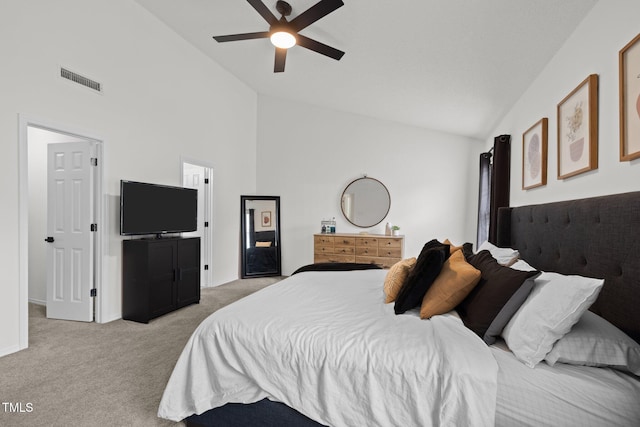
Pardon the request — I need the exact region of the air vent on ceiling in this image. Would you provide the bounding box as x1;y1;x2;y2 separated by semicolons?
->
60;67;102;93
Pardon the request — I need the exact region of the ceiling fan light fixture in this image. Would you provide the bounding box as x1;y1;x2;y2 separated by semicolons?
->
270;30;296;49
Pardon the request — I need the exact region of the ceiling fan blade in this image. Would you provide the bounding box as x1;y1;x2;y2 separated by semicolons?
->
297;34;345;61
274;48;287;73
213;31;270;43
289;0;344;32
247;0;279;26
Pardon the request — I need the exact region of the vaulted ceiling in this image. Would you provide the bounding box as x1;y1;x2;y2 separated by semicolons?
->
134;0;598;139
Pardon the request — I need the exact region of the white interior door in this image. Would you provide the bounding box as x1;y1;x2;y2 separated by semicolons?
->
46;141;94;321
182;162;212;286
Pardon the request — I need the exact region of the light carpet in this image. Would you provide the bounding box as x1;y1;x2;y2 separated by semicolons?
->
0;277;283;427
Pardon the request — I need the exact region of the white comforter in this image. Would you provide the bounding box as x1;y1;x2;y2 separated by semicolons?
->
158;269;498;426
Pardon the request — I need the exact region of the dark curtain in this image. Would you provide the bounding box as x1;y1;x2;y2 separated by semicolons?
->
476;152;492;247
248;209;256;248
489;135;511;244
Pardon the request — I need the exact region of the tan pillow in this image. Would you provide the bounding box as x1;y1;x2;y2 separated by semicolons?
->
443;239;463;254
419;250;481;319
255;241;272;247
383;258;416;303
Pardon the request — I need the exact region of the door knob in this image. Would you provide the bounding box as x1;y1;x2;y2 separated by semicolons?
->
45;237;54;243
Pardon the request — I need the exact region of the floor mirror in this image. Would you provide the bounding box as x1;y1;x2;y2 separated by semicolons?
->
240;195;281;278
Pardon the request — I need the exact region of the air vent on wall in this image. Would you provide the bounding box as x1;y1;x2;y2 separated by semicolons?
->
60;67;102;93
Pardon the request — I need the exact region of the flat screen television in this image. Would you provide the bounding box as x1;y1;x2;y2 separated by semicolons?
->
120;180;197;237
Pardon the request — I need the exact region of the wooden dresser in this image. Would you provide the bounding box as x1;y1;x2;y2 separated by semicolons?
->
313;233;404;268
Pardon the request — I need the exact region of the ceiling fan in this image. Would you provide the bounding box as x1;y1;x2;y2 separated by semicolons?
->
213;0;345;73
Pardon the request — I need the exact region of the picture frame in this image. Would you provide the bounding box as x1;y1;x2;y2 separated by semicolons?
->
522;118;548;190
619;33;640;161
557;74;598;179
261;211;272;228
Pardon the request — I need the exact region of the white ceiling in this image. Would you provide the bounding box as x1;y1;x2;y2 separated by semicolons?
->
133;0;598;140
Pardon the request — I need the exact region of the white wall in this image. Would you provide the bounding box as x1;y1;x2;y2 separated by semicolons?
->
1;0;257;356
487;0;640;207
256;95;484;275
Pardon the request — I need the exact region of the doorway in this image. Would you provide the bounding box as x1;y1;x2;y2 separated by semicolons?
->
18;116;105;349
181;159;213;287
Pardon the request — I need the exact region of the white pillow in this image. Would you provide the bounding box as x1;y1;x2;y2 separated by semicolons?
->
502;271;604;368
545;311;640;375
509;259;535;272
477;241;519;266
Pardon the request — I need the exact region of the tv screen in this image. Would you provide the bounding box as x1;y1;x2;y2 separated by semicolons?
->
120;180;197;236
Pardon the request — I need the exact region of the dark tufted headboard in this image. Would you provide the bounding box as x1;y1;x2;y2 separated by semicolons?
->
496;191;640;344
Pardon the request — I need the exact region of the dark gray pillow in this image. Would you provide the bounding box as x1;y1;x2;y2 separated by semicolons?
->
457;250;539;344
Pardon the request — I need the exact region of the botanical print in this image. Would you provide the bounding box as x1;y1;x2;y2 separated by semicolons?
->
566;101;584;162
557;74;598;179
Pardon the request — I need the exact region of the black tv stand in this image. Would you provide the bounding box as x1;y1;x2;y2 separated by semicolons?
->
122;236;200;323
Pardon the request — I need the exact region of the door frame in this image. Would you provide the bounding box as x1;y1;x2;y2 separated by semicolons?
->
18;114;105;349
180;156;213;287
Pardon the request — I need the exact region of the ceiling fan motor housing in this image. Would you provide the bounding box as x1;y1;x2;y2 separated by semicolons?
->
276;1;292;17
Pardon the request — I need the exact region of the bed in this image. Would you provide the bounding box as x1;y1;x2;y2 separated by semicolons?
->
245;231;279;273
158;191;640;426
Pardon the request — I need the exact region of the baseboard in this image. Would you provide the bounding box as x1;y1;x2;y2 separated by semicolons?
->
28;298;46;306
0;344;23;358
97;312;122;324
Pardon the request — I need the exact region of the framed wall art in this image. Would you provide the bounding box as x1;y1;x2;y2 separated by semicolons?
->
557;74;598;179
261;211;272;228
522;118;548;190
619;33;640;161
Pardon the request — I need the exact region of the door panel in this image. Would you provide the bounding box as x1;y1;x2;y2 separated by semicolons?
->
148;241;176;317
176;238;200;306
46;142;94;321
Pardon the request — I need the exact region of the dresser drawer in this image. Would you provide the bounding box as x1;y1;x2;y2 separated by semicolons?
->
314;245;334;255
378;248;402;258
355;246;378;256
378;238;402;249
334;236;356;247
333;246;355;255
315;235;335;245
356;237;379;247
315;254;356;264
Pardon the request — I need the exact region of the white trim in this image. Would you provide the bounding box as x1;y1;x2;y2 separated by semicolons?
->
18;115;107;347
17;115;29;352
28;298;46;306
180;156;214;288
0;344;21;358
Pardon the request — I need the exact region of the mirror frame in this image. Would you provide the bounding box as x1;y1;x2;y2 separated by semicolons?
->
340;176;391;228
240;195;282;278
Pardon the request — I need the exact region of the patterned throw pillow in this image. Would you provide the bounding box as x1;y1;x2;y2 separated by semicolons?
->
383;258;416;303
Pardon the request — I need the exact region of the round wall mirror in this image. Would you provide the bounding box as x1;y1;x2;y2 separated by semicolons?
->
340;177;391;228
